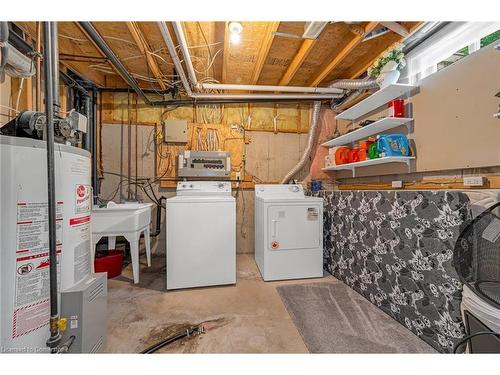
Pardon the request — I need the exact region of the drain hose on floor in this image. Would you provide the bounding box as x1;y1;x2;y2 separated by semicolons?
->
140;325;204;354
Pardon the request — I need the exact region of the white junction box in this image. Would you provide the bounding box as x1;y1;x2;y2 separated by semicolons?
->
254;184;324;281
464;176;485;187
163;119;188;143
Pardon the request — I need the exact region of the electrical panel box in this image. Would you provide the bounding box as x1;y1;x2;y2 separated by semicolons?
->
60;273;107;353
163;120;188;143
177;150;231;178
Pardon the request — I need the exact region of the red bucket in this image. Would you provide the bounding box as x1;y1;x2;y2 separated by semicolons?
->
94;250;124;279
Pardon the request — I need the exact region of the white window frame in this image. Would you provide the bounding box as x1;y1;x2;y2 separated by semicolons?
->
401;22;500;85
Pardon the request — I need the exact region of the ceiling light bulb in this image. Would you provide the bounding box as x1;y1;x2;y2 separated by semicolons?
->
228;22;243;35
230;32;241;45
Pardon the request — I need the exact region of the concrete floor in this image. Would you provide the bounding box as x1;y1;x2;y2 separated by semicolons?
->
106;252;337;353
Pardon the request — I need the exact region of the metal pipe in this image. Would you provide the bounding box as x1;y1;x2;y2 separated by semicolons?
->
84;94;91;151
50;24;60;110
193;93;341;100
79;22;153;105
42;21;62;352
157;21;193;96
197;82;344;94
35;22;42;111
92;88;99;203
172;21;197;87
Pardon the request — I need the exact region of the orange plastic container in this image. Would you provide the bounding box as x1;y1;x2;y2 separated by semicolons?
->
334;147;351;165
348;148;361;163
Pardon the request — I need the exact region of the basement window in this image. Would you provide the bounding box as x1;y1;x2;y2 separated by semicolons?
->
402;22;500;84
437;29;500;72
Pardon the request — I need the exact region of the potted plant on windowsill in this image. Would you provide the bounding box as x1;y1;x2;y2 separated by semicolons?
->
368;42;406;88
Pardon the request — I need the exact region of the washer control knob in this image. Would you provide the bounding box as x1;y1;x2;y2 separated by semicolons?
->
181;184;187;188
290;185;300;192
218;183;225;189
189;184;194;188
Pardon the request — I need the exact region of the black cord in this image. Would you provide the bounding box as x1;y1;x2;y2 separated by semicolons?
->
453;331;500;353
140;325;203;354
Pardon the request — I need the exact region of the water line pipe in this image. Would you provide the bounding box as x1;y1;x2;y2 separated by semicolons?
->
172;21;198;88
42;21;62;352
197;82;344;94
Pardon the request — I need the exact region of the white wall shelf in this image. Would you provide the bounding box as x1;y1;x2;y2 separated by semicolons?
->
321;117;413;148
322;156;414;177
336;84;418;121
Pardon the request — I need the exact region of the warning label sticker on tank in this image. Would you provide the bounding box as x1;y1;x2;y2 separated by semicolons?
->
13;202;63;338
75;184;91;215
16;202;63;255
13;251;61;338
69;215;91;284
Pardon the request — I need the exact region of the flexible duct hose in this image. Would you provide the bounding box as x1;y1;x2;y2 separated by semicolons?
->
281;100;322;184
329;78;379;90
280;78;377;184
0;22;9;80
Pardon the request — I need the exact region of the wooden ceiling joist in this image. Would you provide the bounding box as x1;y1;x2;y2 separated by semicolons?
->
250;22;280;84
278;38;317;86
308;21;378;87
126;21;166;90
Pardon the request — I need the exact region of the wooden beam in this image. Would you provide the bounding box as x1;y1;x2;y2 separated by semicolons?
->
308;22;378;87
348;22;424;79
126;22;167;90
250;22;280;84
278;38;317;86
222;22;230;84
213;22;226;82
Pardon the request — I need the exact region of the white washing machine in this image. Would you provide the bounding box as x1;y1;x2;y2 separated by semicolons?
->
254;184;324;281
166;181;236;290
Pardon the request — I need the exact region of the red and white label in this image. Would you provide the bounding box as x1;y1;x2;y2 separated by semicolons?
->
75;184;91;215
14;202;63;337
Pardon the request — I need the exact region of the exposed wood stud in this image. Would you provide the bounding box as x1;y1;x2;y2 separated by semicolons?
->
213;22;226;82
126;21;167;90
278;38;317;86
308;22;378;87
250;22;280;84
222;22;230;84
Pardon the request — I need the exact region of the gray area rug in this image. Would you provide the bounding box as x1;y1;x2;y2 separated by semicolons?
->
277;282;436;353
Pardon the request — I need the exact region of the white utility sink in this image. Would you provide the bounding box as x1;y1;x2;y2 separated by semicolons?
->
91;201;154;284
92;202;154;233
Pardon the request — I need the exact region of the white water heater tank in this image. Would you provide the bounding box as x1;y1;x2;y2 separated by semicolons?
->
0;135;93;353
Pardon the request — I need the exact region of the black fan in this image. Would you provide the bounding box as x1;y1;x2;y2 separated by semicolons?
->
453;202;500;353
